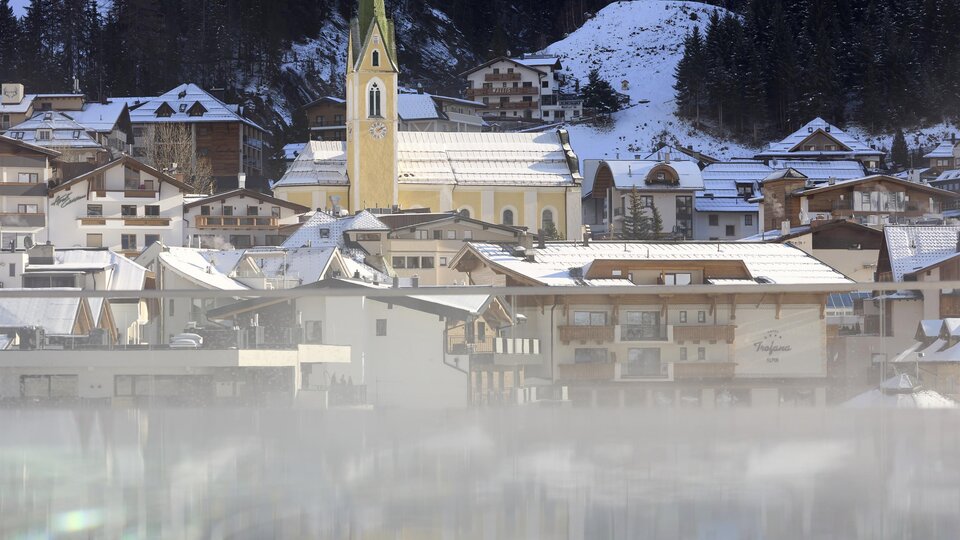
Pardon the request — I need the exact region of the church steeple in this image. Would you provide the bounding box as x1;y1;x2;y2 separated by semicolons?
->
351;0;396;69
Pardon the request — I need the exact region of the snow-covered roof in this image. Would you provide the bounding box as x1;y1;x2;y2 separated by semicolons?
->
212;247;340;285
456;241;851;286
758;118;882;158
283;142;306;161
923;140;959;159
275;131;581;189
398;93;441;120
68;101;129;133
512;55;561;70
640;145;694;162
127;83;266;132
768;160;865;182
0;293;83;336
407;294;493;316
933;169;960;183
696;162;767;213
4;112;104;149
695;196;757;213
883;226;960;282
799;174;959;197
158;247;248;290
53;249;147;291
0;94;36;114
282;210;388;249
843;374;956;408
590;160;703;194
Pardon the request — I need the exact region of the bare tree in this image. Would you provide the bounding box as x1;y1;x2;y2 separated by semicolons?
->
143;123;214;194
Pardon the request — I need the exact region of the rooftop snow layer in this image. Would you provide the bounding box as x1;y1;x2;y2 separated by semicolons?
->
883;225;960;282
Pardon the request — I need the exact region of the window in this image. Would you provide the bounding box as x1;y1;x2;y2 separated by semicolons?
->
502;209;514;226
439;257;448;266
679;311;687;323
247;206;259;216
698;347;706;361
459;208;470;218
664;273;692;285
305;321;323;344
679;347;688;361
542;208;554;230
623;348;662;378
622;311;662;340
376;319;387;336
541;80;549;88
200;205;211;216
744;215;753;226
222;206;234;216
574;348;607;364
725;225;735;236
433;230;443;240
406;256;420;269
121;234;137;251
36;129;51;141
144;234;160;248
446;230;457;240
698;311;706;323
8;263;14;277
144;205;160;216
121;205;137;217
463;230;473;240
368;83;382;117
169;299;175;317
493;68;500;74
371;50;380;67
477;322;486;342
271;207;281;218
17;204;38;214
17;173;38;183
416;230;429;240
573;311;606;326
229;235;252;248
357;233;380;241
178;103;187;113
87;234;102;247
421;257;435;269
392;256;406;269
708;215;719;226
319;228;330;239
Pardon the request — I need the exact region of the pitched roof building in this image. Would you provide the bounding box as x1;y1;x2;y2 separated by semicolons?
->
755;118;883;169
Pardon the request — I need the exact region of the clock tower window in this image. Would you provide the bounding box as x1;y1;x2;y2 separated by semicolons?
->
369;83;382;118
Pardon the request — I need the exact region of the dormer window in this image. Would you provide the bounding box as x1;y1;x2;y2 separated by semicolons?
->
155;102;174;117
188;101;208;117
656;172;666;181
36;129;51;141
372;50;380;67
72;130;81;139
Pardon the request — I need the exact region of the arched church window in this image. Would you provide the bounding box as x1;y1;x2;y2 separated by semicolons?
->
502;208;514;226
542;208;554;228
369;83;382;117
372;50;380;67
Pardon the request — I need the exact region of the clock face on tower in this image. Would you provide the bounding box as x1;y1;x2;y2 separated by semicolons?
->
369;121;387;140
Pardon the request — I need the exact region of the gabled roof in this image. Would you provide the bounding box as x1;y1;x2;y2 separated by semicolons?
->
882;225;960;282
184;188;309;212
158;247;249;291
127;83;266;132
0;292;89;335
282;210;388;249
459;56;553;77
762;168;807;182
302;96;346;109
591;159;703;194
68;101;131;133
768;160;865;182
48;155;195;194
4;112;104;149
642;144;719;165
0;134;61;157
452;241;852;287
933;169;960;183
799;174;960;198
377;211;524;236
923;140;959;159
757;118;883;158
739;219;882;244
274;130;582;189
696;161;769;213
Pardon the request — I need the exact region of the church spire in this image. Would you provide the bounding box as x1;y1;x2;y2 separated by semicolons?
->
351;0;396;68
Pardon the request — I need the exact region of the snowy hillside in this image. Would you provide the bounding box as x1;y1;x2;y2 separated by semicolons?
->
543;1;757;162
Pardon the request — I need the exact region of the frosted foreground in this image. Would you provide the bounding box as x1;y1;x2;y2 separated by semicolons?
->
0;408;955;539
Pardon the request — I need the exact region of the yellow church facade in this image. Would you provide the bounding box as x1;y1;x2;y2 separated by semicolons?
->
272;0;583;239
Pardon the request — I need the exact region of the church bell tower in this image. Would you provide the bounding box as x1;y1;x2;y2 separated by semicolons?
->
346;0;399;213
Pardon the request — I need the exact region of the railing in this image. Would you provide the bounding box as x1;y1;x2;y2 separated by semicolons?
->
447;334;495;354
466;87;540;98
673;325;736;344
195;216;280;229
559;325;615;344
125;217;171;226
124;189;158;198
673;362;736;379
484;73;521;82
557;361;615;382
619;325;669;342
0;213;45;227
482;101;538;111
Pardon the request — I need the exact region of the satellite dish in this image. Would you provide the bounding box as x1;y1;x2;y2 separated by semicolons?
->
22;235;34;249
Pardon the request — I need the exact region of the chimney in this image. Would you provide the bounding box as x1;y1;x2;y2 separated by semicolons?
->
26;242;55;265
828;177;836;185
537;230;546;249
417;82;424;95
664;151;671;164
238;172;246;190
780;220;791;237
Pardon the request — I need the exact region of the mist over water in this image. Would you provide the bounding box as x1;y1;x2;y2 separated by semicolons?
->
0;407;957;539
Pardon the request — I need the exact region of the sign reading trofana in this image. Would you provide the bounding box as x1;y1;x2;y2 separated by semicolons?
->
53;192;84;208
734;307;825;377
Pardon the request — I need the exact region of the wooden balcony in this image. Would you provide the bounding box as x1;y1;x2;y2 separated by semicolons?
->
79;217;106;226
125;217;171;227
124;189;158;198
673;362;736;380
484;73;521;82
673;325;736;344
195;215;279;229
557;361;615;382
559;325;615;344
483;101;538;110
466;87;540;98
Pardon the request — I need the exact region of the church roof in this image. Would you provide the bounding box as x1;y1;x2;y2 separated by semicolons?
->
273;130;582;189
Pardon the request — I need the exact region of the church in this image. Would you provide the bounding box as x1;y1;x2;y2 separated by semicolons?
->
273;0;583;239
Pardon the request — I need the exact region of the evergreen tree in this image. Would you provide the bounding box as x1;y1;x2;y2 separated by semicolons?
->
581;68;621;116
674;26;707;127
891;129;909;168
622;187;651;240
650;203;664;238
0;0;18;80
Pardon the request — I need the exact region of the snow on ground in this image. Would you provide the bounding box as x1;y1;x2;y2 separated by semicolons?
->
543;1;758;163
846;123;960;162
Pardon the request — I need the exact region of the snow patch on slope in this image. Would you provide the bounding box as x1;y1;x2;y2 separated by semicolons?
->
543;1;757;162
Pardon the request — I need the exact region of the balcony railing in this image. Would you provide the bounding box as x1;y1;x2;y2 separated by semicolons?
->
484;73;521;82
483;101;538;111
559;325;615;344
78;216;172;227
0;213;45;227
557;361;615;382
673;325;736;344
466;87;540;98
196;216;280;229
673;362;736;379
618;325;669;342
